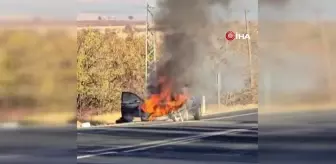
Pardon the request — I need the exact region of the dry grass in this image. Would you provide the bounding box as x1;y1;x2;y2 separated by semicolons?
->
20;112;75;125
77;112;122;128
205;104;258;115
89;112;121;125
260;103;336;114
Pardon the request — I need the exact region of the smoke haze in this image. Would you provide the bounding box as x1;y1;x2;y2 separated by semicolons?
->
259;0;336;106
149;0;240;99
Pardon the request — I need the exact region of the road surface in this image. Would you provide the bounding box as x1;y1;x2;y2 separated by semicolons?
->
2;108;333;164
77;109;258;164
259;109;336;164
0;126;76;164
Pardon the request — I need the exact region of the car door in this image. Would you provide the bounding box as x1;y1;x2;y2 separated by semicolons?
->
121;91;143;114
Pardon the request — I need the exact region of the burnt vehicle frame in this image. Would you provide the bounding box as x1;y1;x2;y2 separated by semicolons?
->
116;91;202;124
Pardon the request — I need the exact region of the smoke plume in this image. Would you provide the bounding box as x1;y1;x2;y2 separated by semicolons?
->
149;0;233;98
259;0;291;9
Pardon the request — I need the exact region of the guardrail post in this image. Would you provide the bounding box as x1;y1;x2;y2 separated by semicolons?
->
201;96;206;114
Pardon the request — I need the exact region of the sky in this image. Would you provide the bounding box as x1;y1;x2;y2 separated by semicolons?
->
77;0;258;20
0;0;335;21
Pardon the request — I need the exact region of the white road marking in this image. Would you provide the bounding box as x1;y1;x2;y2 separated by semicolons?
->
81;111;257;154
85;131;201;153
77;151;117;159
86;140;174;153
84;128;257;153
81;127;200;136
202;112;258;121
123;129;249;153
77;129;250;159
85;129;208;153
77;111;258;159
0;154;26;159
130;121;188;127
133;112;258;127
78;110;258;129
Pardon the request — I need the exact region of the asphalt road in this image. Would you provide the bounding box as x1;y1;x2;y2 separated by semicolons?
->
2;108;333;164
259;109;336;164
77;109;258;164
0;126;76;164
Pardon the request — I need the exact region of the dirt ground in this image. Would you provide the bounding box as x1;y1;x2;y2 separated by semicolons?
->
260;103;336;114
204;104;258;115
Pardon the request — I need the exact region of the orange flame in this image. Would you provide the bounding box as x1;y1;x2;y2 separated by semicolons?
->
141;76;188;121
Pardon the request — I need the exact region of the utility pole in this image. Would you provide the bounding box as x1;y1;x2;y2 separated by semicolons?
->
217;72;221;110
316;10;335;102
145;0;157;96
225;8;232;51
218;8;232;110
244;9;255;89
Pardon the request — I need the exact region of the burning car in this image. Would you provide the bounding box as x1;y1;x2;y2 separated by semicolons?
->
115;91;202;124
116;77;202;124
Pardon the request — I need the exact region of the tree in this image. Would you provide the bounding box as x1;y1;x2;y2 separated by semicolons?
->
0;29;76;112
77;29;145;119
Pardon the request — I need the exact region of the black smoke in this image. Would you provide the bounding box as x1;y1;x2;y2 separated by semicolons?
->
149;0;233;96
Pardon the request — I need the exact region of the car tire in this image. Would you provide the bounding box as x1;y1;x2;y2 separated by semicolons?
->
194;107;202;120
116;117;129;124
182;109;189;121
140;113;150;122
168;113;178;122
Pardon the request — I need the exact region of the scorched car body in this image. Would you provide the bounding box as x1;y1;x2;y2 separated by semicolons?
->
116;92;202;124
